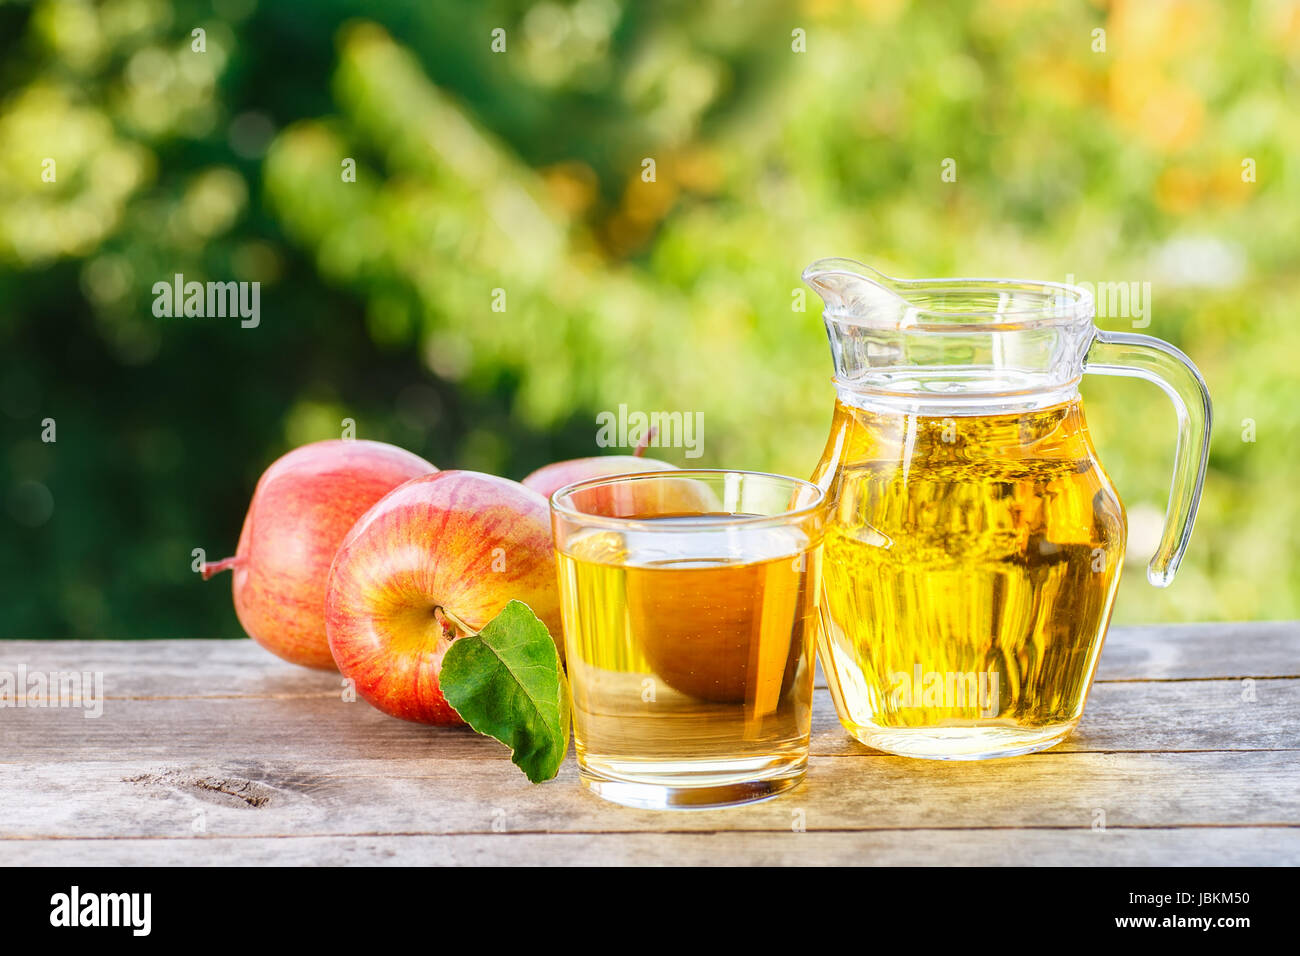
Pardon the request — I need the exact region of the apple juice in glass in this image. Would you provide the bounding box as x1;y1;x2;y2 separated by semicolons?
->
550;470;824;809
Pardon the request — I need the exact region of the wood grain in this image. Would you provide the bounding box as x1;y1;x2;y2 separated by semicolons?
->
1;622;1297;865
3;828;1294;867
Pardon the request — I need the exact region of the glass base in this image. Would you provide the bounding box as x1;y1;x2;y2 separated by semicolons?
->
577;755;806;809
847;719;1079;760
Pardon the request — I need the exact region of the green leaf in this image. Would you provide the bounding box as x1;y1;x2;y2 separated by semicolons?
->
439;600;571;783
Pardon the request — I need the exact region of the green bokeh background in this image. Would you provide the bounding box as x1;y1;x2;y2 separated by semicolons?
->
2;0;1296;639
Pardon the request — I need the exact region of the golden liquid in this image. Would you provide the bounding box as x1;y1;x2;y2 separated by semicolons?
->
556;517;820;793
814;398;1125;758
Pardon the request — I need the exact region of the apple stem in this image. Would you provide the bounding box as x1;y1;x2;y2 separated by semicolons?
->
433;606;475;640
201;555;242;580
634;425;658;458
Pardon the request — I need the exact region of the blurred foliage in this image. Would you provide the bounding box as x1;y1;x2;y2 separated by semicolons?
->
1;0;1298;638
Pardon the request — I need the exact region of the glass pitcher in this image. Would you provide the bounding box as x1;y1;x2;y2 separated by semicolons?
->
803;259;1211;760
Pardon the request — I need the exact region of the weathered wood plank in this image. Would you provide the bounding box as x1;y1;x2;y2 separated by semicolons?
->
1094;621;1300;681
1;621;1296;699
1;625;1296;865
1065;679;1296;753
0;639;343;700
0;751;1296;842
2;827;1295;866
2;679;1295;764
816;676;1298;755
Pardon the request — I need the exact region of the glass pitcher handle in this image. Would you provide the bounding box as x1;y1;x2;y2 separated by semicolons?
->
1084;330;1213;588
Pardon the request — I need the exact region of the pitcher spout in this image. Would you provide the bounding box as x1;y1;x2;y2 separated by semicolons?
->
801;257;1098;413
801;258;911;322
803;257;1093;328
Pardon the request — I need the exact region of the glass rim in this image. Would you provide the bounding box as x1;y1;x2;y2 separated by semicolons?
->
549;468;825;532
804;258;1096;330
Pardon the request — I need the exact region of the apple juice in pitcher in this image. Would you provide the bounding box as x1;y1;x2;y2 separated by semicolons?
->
814;399;1126;757
804;259;1211;759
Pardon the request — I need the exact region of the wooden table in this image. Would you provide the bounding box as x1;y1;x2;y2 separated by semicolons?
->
2;622;1296;865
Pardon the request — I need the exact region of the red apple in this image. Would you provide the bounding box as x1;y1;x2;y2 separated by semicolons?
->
325;470;563;725
629;560;806;705
521;455;678;500
203;439;436;670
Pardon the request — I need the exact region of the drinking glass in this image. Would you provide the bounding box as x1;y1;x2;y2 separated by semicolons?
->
550;470;824;809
